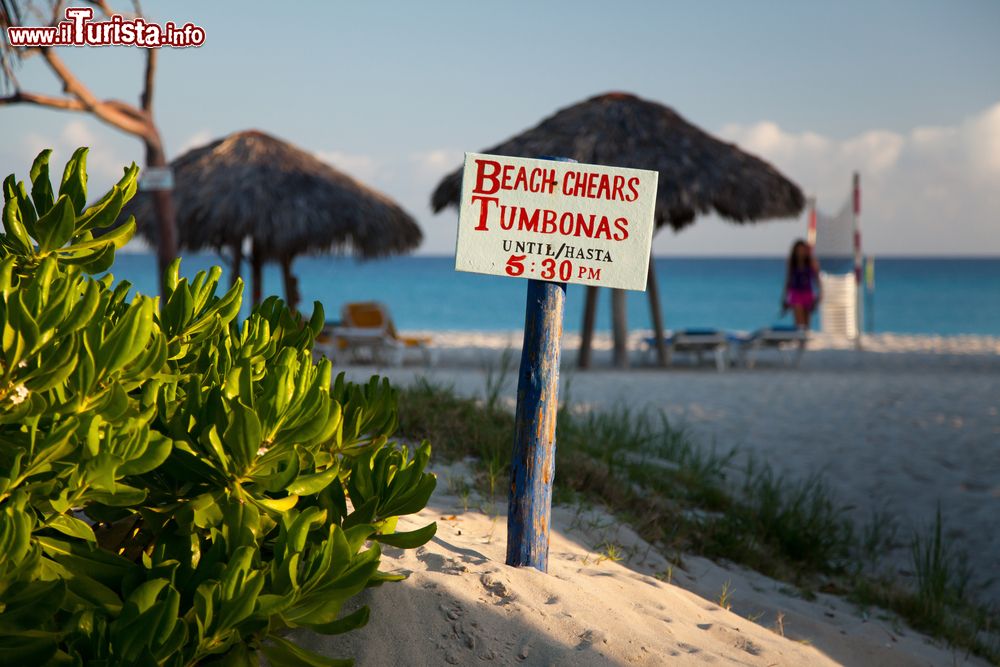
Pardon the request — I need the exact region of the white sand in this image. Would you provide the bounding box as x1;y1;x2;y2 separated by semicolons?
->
297;467;988;666
333;331;1000;609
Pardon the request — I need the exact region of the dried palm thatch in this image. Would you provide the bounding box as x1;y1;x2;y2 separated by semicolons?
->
126;129;421;260
431;92;804;229
124;130;421;308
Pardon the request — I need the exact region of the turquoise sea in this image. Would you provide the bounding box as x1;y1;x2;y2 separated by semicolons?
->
110;254;1000;336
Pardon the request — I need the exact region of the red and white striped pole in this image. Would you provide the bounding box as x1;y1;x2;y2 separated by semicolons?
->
852;172;862;344
853;172;862;283
807;196;817;247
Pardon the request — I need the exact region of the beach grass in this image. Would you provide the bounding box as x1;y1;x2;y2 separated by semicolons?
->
395;376;1000;664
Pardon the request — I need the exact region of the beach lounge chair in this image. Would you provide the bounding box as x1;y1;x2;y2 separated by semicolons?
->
321;302;434;366
644;328;732;372
734;325;809;368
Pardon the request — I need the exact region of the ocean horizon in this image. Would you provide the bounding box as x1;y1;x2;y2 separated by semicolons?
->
109;253;1000;337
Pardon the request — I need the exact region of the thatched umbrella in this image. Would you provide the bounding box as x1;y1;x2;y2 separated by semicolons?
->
125;129;422;309
431;92;805;368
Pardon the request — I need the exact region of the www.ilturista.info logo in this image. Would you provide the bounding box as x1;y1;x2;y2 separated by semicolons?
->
5;7;205;48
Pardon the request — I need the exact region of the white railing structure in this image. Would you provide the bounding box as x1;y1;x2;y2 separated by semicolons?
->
808;173;862;343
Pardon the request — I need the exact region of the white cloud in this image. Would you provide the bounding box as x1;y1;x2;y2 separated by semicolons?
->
315;150;381;182
18;120;134;187
409;148;463;176
710;101;1000;255
175;128;213;156
308;147;465;254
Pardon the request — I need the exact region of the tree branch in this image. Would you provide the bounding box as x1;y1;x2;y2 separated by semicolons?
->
38;47;150;136
107;98;147;121
0;89;87;111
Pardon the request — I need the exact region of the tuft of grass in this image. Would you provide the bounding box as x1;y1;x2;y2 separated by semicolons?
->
699;461;853;577
596;541;625;564
655;565;674;585
395;378;1000;663
446;475;473;512
911;508;970;619
717;579;734;611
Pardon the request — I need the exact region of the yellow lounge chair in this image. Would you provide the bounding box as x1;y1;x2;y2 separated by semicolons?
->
324;301;434;366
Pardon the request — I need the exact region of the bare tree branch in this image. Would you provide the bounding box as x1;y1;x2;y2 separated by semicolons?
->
38;46;150;136
0;89;86;110
106;98;147;120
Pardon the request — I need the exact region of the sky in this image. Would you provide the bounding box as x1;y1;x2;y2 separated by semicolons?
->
2;0;999;256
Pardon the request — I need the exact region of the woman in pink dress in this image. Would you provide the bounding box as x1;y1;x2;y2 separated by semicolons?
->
782;239;822;330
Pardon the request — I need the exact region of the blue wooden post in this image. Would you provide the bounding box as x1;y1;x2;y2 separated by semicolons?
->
506;156;574;572
506;279;565;571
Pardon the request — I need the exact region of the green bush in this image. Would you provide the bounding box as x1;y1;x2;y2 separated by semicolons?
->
0;148;436;666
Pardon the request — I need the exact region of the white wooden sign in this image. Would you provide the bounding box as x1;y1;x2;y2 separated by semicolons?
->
455;153;658;291
139;166;174;191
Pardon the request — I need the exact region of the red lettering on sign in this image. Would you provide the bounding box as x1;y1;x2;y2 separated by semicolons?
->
626;176;640;202
473;159;502;195
471;195;498;231
613;217;629;241
541;209;557;234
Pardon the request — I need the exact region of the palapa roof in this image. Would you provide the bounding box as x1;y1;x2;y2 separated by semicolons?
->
431;92;805;230
125;130;422;259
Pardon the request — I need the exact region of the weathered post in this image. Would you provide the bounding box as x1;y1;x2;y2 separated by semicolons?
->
578;285;598;369
611;288;629;368
506;278;565;570
646;258;668;367
451;152;658;573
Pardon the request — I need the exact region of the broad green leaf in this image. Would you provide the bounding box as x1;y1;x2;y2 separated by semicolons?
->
0;634;59;666
76;183;123;231
35;194;75;252
261;633;351;667
306;605;370;635
223;401;262;470
29;148;54;216
286;463;339;497
58;146;88;214
372;522;437;549
2;184;33;252
94;296;153;378
47;514;97;542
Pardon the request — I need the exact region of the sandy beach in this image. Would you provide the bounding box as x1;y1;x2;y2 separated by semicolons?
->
332;330;1000;621
296;462;991;666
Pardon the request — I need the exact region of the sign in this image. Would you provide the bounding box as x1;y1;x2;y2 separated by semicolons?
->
139;166;174;191
455;153;658;291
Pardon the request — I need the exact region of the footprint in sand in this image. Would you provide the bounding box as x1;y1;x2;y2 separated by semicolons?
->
480;572;516;604
575;629;607;650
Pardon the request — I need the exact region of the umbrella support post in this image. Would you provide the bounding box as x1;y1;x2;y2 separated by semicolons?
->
578;285;598;369
231;239;243;289
507;278;565;572
611;289;629;368
646;258;668;367
251;239;263;306
280;257;300;312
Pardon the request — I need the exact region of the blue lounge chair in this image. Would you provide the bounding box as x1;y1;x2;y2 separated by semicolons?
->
734;325;809;368
643;328;736;372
